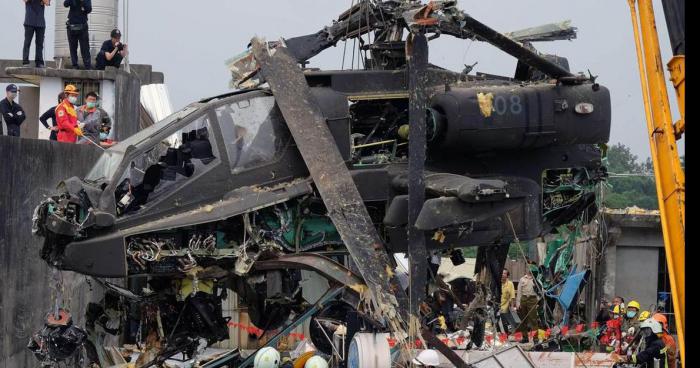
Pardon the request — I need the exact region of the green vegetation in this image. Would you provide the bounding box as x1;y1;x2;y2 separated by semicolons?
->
602;143;660;210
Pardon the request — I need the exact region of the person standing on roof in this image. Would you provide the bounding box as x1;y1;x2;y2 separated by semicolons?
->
95;29;128;70
0;84;27;137
499;268;517;334
64;0;92;69
653;313;677;368
39;92;64;140
515;264;540;343
56;84;83;143
23;0;49;68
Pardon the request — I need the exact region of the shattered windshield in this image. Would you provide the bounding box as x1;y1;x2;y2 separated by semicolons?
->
215;96;282;172
85;150;125;182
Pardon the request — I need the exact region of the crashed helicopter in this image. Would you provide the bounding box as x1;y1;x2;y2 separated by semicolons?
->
31;1;610;366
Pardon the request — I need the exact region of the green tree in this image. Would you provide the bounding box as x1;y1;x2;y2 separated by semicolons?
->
603;143;659;210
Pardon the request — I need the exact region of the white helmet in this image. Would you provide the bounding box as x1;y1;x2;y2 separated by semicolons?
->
304;355;329;368
412;349;441;366
640;318;663;334
253;347;281;368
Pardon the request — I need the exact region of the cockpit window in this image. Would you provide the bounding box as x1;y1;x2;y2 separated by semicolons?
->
215;96;283;172
114;114;218;216
85;150;124;182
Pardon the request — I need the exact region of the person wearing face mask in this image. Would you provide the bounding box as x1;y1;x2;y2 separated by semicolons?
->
55;84;83;143
0;84;27;137
77;91;109;146
652;313;677;368
623;300;642;334
98;116;116;147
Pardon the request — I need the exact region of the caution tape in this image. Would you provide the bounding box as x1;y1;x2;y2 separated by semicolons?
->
227;321;306;340
228;321;604;347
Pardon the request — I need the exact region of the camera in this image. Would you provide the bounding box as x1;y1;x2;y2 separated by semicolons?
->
116;43;125;51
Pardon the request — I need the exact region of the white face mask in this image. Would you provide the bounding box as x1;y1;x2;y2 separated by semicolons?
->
68;95;78;105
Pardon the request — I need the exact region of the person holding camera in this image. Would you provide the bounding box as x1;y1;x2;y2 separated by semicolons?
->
23;0;50;68
64;0;92;69
95;29;128;70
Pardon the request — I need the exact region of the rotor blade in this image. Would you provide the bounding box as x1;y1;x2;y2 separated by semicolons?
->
454;12;575;80
406;31;429;318
250;37;409;338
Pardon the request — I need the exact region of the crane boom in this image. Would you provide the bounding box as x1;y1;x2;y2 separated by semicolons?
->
626;0;685;366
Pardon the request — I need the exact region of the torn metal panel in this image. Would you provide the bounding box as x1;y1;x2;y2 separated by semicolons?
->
505;21;578;43
250;38;409;336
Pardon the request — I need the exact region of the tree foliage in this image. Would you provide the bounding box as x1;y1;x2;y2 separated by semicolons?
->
603;143;659;210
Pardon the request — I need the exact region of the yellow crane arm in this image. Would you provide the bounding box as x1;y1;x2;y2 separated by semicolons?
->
626;0;685;366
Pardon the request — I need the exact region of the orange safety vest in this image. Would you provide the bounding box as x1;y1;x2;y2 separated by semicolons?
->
661;333;677;367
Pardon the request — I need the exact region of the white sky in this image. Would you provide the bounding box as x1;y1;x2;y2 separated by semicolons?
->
0;0;684;160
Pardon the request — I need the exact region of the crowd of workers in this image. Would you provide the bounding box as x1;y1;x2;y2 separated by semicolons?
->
23;0;128;70
498;268;678;367
1;82;115;147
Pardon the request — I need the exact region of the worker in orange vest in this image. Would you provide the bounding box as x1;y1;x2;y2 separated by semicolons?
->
55;84;83;143
652;313;677;368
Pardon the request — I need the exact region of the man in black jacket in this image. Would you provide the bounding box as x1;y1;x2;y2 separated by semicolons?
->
23;0;49;68
39;92;64;140
64;0;92;69
618;318;668;367
95;29;128;70
0;85;26;137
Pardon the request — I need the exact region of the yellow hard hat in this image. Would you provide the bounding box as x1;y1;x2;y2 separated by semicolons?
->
63;84;80;95
638;311;651;321
627;300;641;310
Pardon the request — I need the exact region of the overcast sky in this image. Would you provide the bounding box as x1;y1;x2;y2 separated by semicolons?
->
0;0;683;159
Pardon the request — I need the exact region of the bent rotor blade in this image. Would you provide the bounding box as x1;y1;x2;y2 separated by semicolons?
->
406;31;429;317
250;38;409;336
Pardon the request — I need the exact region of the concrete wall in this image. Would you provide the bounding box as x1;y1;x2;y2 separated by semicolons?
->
600;212;664;312
0;137;103;367
19;86;40;139
615;247;659;310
